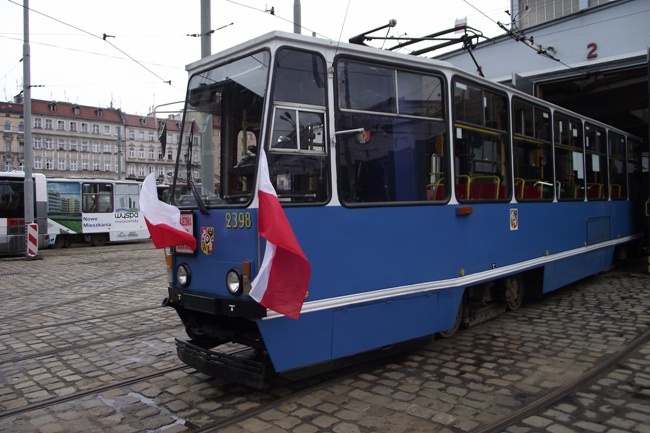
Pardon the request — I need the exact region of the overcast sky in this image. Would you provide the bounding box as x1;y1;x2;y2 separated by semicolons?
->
1;0;510;116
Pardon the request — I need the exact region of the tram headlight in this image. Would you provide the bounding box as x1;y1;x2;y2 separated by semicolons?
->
176;264;191;287
226;269;243;296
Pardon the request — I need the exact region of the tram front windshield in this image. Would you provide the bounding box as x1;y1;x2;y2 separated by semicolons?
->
174;51;270;208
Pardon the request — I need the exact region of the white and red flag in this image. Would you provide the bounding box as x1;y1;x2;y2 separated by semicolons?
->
140;173;196;251
249;148;311;319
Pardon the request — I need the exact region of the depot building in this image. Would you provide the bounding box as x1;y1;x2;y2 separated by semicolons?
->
437;0;649;142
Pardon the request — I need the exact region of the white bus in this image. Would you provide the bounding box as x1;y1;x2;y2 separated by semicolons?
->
0;171;48;255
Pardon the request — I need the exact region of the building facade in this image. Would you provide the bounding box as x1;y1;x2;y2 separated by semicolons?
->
0;99;194;184
437;0;648;141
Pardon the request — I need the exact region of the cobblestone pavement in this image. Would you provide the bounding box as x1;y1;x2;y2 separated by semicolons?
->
0;243;649;433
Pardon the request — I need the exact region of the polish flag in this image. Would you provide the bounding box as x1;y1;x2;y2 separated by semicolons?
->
249;148;311;319
140;173;196;251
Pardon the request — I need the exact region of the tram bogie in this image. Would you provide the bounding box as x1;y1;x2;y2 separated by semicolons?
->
154;31;646;388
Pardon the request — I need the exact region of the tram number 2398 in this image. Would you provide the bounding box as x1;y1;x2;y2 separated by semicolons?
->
225;212;252;229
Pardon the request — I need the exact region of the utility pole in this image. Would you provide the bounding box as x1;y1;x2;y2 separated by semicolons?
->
199;0;215;191
294;0;301;34
23;0;36;258
117;127;122;180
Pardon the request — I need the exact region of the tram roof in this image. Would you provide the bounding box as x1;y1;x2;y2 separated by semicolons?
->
184;30;641;139
186;30;457;74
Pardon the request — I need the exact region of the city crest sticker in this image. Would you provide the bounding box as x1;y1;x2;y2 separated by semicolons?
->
510;208;519;231
200;227;215;255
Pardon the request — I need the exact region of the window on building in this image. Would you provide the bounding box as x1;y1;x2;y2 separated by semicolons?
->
34;157;42;169
34;137;42;149
92;142;100;153
58;139;66;150
45;138;53;149
81;123;88;133
70;159;78;171
138;166;145;177
158;166;164;177
3;121;10;132
104;142;111;153
34;118;42;128
104;162;111;172
92;124;99;134
70;121;77;132
45;158;53;169
70;140;78;151
57;120;65;130
128;147;135;158
148;147;154;159
138;147;145;159
129;165;135;176
18;122;24;133
45;119;53;129
103;125;110;134
58;159;66;170
138;131;144;141
149;132;154;142
82;160;89;170
5;140;12;152
81;141;89;152
128;129;135;140
93;161;99;171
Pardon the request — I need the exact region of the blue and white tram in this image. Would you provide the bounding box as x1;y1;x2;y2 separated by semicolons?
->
161;31;645;387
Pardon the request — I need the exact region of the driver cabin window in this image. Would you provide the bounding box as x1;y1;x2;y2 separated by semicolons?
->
267;48;329;204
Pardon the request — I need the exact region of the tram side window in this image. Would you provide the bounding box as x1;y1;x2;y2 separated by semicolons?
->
512;99;553;201
47;181;81;214
336;59;448;204
627;137;642;200
584;124;608;200
266;48;329;204
553;113;584;201
608;132;627;200
82;183;113;213
453;80;511;202
115;183;139;211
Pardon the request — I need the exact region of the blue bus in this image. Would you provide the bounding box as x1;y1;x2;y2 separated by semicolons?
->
160;31;644;387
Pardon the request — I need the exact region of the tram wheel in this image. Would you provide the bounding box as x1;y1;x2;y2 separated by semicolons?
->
504;275;524;311
439;297;464;338
52;235;66;249
91;234;107;247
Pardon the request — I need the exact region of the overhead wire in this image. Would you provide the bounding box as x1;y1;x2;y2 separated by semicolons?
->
226;0;331;39
6;0;176;88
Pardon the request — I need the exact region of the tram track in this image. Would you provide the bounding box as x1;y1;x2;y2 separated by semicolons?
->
474;326;650;433
0;269;165;322
0;323;180;365
0;365;189;420
0;304;164;337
